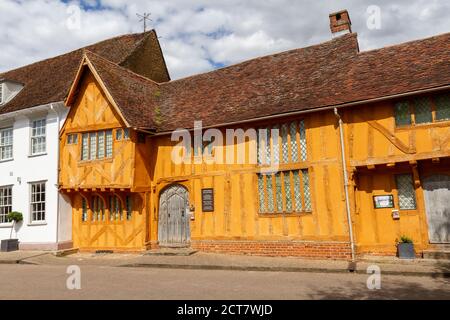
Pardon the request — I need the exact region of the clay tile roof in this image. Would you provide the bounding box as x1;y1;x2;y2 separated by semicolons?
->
0;31;155;115
83;51;160;130
154;32;450;132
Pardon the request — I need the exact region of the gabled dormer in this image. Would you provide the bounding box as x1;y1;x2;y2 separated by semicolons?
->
0;79;24;106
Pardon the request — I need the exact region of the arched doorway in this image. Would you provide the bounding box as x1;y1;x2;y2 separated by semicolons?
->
423;175;450;243
158;184;190;247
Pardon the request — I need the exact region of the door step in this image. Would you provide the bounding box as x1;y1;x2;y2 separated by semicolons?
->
144;248;198;256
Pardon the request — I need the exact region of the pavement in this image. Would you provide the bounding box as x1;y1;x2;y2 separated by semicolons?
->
0;264;449;300
1;250;449;278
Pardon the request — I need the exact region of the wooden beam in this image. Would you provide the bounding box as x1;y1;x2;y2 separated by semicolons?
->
386;163;396;168
409;160;417;166
367;164;376;170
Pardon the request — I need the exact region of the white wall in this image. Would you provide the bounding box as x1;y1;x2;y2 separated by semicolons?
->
0;104;69;249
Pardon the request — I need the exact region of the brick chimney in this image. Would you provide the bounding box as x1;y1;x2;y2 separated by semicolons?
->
329;10;352;37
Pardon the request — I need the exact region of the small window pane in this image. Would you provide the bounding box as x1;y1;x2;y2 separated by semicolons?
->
97;132;105;159
81;133;89;161
258;174;266;213
414;97;432;124
266;175;274;213
293;171;302;211
275;172;283;212
396;174;417;210
290;122;299;162
299;120;307;161
394;102;411;126
272;125;280;164
106;130;113;158
283;172;292;212
89;133;97;160
281;124;289;163
116;129;123;141
123;129;130;140
435;93;450;121
302;170;312;211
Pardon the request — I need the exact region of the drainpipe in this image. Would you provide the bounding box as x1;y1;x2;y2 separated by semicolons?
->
334;108;356;262
50;104;61;250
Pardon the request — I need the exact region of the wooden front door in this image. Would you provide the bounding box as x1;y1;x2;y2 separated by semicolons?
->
423;175;450;243
158;185;190;247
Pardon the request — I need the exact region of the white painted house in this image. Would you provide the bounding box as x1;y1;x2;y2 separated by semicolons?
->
0;30;170;250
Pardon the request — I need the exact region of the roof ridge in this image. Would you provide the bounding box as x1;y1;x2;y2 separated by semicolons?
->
161;33;358;85
0;31;152;76
83;49;160;87
359;31;450;56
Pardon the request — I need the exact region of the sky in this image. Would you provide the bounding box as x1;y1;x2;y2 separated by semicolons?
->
0;0;449;80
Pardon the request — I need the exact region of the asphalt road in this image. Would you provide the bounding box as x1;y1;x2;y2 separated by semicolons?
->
0;264;448;300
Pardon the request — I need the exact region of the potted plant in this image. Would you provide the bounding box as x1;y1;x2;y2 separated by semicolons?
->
397;235;415;259
0;212;23;252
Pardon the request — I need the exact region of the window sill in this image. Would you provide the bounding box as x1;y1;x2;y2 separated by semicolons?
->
0;223;13;228
258;212;313;218
395;119;450;131
28;153;47;158
78;158;113;166
0;158;13;164
27;222;47;227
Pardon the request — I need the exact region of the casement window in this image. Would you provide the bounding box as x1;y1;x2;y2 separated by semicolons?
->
258;169;312;214
67;134;78;145
258;120;307;165
109;196;122;221
126;195;132;221
0;128;13;161
81;130;113;161
0;186;12;224
116;128;130;141
91;196;105;222
81;198;88;222
30;182;46;223
394;93;450;127
31;119;46;155
395;174;417;210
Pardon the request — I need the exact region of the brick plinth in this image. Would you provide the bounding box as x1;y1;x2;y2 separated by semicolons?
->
191;240;352;260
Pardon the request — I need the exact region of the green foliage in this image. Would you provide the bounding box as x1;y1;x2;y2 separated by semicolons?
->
399;235;413;244
7;212;23;223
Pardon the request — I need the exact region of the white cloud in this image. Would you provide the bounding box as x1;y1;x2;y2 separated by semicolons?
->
1;0;449;79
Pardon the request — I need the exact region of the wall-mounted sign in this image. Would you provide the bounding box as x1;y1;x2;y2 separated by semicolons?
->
373;195;394;209
202;188;214;212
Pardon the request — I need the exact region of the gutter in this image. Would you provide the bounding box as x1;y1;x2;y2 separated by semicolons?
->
334;108;356;262
148;84;450;136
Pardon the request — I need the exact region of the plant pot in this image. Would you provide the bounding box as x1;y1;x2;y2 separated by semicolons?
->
1;239;19;252
397;243;415;259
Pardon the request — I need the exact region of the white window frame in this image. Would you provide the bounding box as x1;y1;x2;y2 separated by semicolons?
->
0;185;13;225
0;127;13;161
29;181;47;224
30;118;47;156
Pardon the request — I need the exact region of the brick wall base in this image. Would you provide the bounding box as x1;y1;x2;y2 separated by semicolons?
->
191;240;352;260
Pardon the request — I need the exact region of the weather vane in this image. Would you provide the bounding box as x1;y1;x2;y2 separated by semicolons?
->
136;13;152;32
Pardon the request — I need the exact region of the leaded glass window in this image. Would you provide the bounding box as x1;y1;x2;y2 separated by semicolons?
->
281;124;289;163
89;133;97;160
435;93;450;121
126;196;133;221
396;174;417;210
257;169;312;214
81;198;88;222
290;122;299;162
299;120;307;161
414;97;432;124
394;101;411;126
81;133;89;161
275;172;283;212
